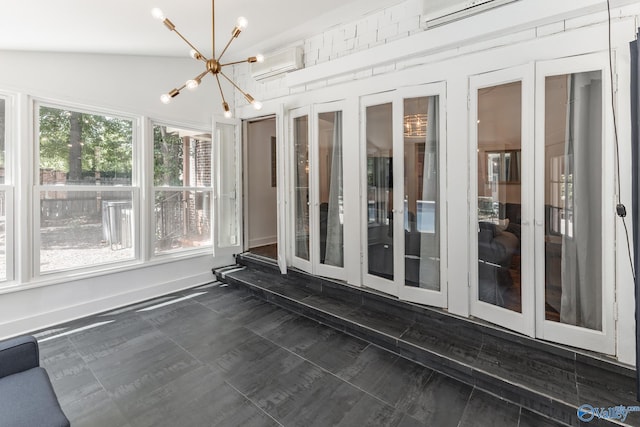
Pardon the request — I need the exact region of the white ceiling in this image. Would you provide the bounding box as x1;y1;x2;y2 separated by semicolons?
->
0;0;404;60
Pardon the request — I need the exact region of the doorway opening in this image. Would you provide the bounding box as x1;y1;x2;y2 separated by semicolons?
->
244;116;278;259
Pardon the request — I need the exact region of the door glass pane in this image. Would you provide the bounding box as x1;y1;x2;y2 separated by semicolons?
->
477;82;522;312
366;103;393;279
216;123;238;248
404;96;439;290
294;116;310;260
544;71;602;331
318;111;344;267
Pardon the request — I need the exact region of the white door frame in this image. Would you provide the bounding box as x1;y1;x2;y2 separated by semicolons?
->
213;116;243;258
289;106;313;273
534;53;616;354
396;82;448;308
360;91;397;295
276;104;287;274
312;100;347;281
468;64;535;337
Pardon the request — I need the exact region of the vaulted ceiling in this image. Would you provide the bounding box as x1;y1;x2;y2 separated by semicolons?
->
0;0;404;60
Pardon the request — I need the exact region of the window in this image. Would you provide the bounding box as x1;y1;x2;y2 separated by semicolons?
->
37;105;136;273
0;97;9;281
153;124;212;254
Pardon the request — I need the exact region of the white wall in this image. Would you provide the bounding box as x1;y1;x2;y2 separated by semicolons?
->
0;50;235;339
246;118;278;247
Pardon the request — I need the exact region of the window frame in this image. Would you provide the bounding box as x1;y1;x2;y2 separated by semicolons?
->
0;93;15;284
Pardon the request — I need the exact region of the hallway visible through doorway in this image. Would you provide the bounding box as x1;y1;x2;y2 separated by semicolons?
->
245;117;278;260
250;243;277;259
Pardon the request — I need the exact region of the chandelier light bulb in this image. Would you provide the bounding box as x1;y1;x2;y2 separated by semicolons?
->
252;100;263;110
223;101;232;118
160;93;172;104
189;49;199;60
236;16;248;30
256;54;265;63
151;8;165;21
186;79;200;90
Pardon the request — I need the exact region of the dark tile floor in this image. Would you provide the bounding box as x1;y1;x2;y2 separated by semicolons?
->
224;255;640;427
37;282;564;427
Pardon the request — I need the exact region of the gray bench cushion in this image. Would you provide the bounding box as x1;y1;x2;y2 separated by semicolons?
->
0;367;70;427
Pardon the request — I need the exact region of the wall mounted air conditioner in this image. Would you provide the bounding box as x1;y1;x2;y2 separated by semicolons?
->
251;46;303;81
423;0;520;28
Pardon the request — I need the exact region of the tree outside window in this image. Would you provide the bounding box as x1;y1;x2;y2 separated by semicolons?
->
38;105;135;273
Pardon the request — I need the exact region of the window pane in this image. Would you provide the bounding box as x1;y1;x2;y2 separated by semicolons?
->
0;99;5;184
153;125;212;187
40;190;134;273
477;81;522;312
544;71;602;330
39;106;133;185
366;103;393;279
154;190;212;254
318;111;344;268
404;96;440;290
0;191;5;281
294;116;310;260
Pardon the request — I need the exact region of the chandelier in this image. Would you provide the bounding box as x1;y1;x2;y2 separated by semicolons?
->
151;0;263;118
404;113;427;138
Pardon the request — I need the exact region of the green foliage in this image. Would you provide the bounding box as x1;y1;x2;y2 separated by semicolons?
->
38;106;133;181
153;125;184;186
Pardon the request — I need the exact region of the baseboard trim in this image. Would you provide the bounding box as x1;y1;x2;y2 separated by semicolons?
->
0;271;215;339
249;236;277;248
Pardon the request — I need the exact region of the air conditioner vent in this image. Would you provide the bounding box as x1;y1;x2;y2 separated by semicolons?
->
251;46;303;81
423;0;520;28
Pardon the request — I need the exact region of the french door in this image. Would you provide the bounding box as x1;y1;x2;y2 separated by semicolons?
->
290;103;346;281
469;65;535;336
361;83;447;308
213;117;243;257
534;54;615;354
470;55;615;353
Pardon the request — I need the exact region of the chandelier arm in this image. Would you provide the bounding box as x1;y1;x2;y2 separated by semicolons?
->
211;0;215;58
216;33;237;63
192;69;210;83
214;74;228;105
171;27;209;62
219;71;250;98
220;59;252;67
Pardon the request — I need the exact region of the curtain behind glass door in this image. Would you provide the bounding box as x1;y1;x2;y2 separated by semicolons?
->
544;71;602;331
318;112;344;267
